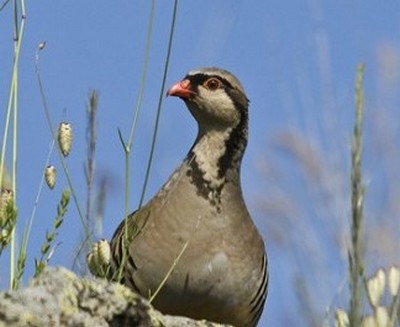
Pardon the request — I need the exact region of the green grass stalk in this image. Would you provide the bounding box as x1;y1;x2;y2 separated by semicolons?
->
115;0;179;283
34;47;90;241
0;0;12;12
348;63;366;327
12;141;55;289
149;239;189;304
85;90;99;229
0;0;26;289
127;0;155;148
139;0;179;207
115;0;156;282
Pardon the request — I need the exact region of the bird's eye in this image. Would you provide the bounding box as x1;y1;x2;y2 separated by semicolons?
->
204;78;221;91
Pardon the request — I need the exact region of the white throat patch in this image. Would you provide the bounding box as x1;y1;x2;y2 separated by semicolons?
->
191;128;233;189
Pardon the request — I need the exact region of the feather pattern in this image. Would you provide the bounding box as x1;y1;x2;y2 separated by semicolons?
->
109;68;268;327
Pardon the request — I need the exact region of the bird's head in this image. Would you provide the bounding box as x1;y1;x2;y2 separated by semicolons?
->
167;67;249;133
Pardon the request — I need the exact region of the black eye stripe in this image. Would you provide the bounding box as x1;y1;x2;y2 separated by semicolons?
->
186;73;233;90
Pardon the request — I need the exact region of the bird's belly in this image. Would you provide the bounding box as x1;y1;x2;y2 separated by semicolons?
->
123;177;265;326
129;222;262;326
134;248;253;325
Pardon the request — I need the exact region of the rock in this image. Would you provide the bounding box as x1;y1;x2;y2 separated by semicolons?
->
0;267;232;327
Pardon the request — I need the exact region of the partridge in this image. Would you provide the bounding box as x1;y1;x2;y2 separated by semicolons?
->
110;67;268;327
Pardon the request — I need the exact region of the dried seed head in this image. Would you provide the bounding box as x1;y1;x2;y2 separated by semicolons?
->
0;189;13;207
0;189;14;226
87;239;111;277
335;309;349;327
374;306;389;327
367;268;386;307
38;41;46;50
1;166;11;190
86;252;97;276
97;239;111;267
44;165;57;189
0;228;10;246
388;266;400;296
361;316;375;327
58;122;73;157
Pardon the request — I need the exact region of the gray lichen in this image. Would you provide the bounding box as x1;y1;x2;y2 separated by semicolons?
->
0;267;232;327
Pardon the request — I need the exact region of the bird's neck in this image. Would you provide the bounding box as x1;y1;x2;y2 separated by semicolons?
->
185;120;248;201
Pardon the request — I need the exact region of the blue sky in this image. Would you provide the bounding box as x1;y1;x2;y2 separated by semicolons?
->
1;1;400;326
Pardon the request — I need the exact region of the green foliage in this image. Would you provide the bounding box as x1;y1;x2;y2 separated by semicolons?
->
34;189;70;278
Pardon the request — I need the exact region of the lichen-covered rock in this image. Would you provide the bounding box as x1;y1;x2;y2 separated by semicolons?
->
0;267;232;327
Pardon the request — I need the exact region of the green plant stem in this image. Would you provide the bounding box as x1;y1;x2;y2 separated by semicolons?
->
118;150;130;283
12;141;55;289
149;239;189;304
127;0;155;148
4;0;25;290
123;0;155;234
139;0;179;207
34;49;90;240
0;0;25;208
149;210;200;303
116;0;179;283
0;0;12;12
348;63;366;327
27;141;55;249
115;0;156;282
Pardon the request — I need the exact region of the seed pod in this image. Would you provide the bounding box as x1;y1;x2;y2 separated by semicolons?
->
367;269;385;307
374;306;389;327
38;41;46;50
87;239;111;277
0;189;14;227
58;122;73;157
86;252;97;276
361;316;374;327
388;266;400;296
96;239;111;267
0;228;10;246
335;309;349;327
44;165;57;189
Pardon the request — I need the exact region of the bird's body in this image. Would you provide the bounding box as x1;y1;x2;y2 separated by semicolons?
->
110;68;268;327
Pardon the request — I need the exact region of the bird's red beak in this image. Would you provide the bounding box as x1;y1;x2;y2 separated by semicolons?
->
166;79;195;100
